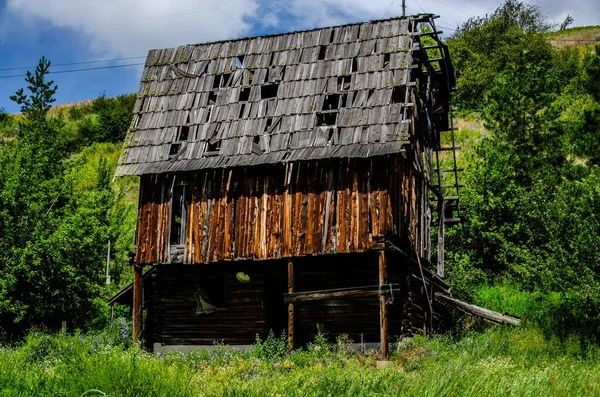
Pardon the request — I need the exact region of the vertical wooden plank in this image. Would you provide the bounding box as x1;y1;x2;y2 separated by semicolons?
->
379;251;388;360
133;261;143;343
283;163;293;257
287;259;295;350
350;161;359;251
223;169;234;260
322;166;334;254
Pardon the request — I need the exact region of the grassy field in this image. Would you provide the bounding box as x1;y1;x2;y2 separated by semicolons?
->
1;324;599;397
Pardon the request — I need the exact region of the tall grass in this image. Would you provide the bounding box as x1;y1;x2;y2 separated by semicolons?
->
1;325;600;396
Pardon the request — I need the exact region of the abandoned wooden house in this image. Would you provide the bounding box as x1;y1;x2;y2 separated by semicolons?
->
113;14;470;356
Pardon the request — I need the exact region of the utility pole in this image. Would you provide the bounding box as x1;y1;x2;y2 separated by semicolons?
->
402;0;406;16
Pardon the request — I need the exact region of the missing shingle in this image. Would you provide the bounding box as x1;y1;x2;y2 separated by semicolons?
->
327;128;336;146
317;112;337;126
208;91;217;105
239;103;246;118
206;106;212;122
352;57;358;73
236;56;244;68
264;117;273;132
169;143;181;157
383;53;390;68
248;70;255;85
261;83;279;99
178;125;190;141
318;45;326;61
337;75;351;91
341;93;348;108
323;94;340;111
206;140;221;156
391;86;406;104
239;87;250;102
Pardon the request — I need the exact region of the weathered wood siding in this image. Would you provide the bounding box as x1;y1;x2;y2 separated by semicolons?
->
135;155;430;265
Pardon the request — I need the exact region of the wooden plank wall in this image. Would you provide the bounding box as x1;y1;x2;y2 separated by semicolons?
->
135;155;429;265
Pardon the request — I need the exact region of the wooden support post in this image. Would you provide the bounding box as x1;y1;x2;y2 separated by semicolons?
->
133;262;143;344
287;259;295;350
379;251;389;360
437;200;445;278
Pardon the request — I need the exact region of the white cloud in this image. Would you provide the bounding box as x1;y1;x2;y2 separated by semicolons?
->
6;0;260;56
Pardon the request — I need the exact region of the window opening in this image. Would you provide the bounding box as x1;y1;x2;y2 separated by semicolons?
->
170;183;187;246
261;83;279;99
193;277;226;314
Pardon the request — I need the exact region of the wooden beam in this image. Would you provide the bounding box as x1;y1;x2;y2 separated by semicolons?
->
287;259;295;350
133;263;143;343
284;285;400;303
434;293;522;326
379;251;389;360
437;200;445;277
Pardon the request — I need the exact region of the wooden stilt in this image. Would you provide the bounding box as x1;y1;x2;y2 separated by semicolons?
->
379;251;389;360
133;263;143;344
287;259;295;350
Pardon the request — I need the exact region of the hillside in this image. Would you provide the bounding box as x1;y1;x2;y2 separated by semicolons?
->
547;25;600;48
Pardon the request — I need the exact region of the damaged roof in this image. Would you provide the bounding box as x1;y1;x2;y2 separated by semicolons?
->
116;15;441;176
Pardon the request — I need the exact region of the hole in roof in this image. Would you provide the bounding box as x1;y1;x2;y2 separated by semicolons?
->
203;60;211;74
317;112;337;126
236;56;244;68
206;106;212;122
221;73;231;87
252;135;265;154
383;53;390;69
352;57;358;73
178;125;190;141
327;128;336;146
323;94;340;111
341;93;348;108
206;140;221;156
268;52;275;67
208;91;217;105
169;143;181;157
239;103;246;118
239;87;250;102
367;88;375;104
338;75;351;91
253;135;260;145
264;117;273;132
391;86;406;104
261;84;279;99
248;70;255;85
318;45;326;61
371;42;377;55
212;75;222;89
329;29;335;43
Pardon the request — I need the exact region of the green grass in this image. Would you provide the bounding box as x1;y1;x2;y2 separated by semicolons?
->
1;325;600;396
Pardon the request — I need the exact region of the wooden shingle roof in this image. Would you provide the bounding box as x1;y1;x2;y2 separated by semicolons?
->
116;16;432;176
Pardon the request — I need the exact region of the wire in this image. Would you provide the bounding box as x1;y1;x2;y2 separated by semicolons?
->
382;1;397;18
413;0;426;14
429;0;475;17
0;63;145;80
0;56;147;72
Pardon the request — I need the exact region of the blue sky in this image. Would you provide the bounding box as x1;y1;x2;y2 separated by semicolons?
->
1;0;598;114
